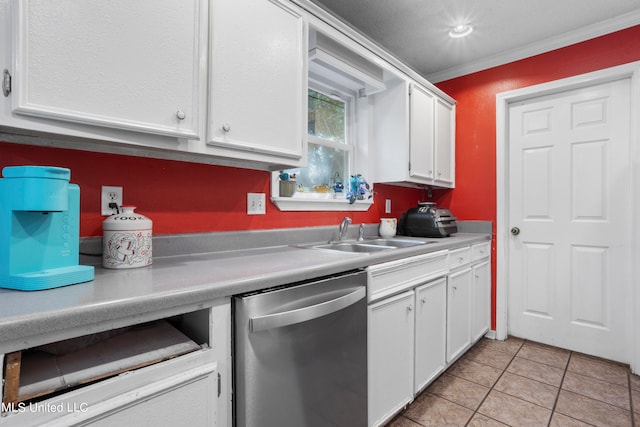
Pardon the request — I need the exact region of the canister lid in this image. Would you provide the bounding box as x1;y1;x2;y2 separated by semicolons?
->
103;206;152;231
2;166;70;181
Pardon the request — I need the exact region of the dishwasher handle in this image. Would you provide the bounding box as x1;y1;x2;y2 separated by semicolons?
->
249;286;366;332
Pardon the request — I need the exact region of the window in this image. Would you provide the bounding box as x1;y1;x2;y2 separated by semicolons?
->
271;28;380;212
284;88;351;195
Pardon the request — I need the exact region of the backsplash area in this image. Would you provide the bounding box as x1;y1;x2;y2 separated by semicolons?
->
0;141;432;237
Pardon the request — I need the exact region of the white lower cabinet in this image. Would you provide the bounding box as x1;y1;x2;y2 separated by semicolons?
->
362;242;492;427
414;278;447;394
0;301;230;427
471;260;491;342
368;290;415;427
446;267;472;363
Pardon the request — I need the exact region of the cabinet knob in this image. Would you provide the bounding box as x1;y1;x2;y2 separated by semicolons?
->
176;110;186;120
222;123;231;132
407;304;413;312
458;256;464;263
421;297;427;304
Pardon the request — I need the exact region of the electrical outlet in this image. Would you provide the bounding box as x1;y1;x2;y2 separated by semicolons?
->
247;193;266;215
101;186;123;216
385;199;392;214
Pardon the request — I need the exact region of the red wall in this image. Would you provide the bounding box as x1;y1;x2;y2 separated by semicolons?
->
0;142;426;237
434;25;640;328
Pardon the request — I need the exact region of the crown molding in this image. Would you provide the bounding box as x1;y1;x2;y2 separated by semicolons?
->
427;9;640;83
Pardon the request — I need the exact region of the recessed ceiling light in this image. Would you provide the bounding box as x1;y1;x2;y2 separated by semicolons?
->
449;24;473;38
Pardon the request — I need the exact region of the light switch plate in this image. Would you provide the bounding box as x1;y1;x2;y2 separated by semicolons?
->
247;193;266;215
385;199;392;213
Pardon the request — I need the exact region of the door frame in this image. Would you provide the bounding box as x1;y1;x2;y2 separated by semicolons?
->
495;61;640;373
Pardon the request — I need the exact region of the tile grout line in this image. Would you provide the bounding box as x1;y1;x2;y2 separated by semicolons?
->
462;339;525;427
547;349;571;427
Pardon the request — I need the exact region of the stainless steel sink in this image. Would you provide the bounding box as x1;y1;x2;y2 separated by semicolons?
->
310;242;396;253
362;238;430;247
302;237;431;254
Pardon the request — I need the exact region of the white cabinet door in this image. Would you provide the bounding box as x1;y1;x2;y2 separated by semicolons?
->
9;0;204;139
89;363;218;427
369;290;414;427
372;79;455;189
414;278;446;394
471;260;491;342
435;97;455;186
409;83;435;181
208;0;306;168
446;268;472;363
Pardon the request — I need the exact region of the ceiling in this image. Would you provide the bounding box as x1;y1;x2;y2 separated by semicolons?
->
308;0;640;83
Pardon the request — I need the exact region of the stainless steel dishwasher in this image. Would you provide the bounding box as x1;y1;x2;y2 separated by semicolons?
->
233;270;367;427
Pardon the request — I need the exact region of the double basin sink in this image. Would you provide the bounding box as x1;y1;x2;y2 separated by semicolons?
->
301;237;433;254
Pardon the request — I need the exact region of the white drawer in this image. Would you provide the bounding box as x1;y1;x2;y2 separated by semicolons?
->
367;250;449;302
472;241;491;261
449;246;472;269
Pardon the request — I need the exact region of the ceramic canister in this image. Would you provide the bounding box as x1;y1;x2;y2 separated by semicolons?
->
102;206;152;269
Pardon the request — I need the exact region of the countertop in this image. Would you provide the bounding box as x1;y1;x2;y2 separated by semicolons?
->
0;229;490;354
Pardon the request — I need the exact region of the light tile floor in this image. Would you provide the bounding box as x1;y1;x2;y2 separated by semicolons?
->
387;337;640;427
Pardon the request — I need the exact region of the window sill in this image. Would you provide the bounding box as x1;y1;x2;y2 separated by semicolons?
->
271;195;373;212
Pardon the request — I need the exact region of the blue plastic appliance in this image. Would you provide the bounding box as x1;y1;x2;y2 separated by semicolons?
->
0;166;94;291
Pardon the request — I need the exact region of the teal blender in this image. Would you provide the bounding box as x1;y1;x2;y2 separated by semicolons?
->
0;166;94;291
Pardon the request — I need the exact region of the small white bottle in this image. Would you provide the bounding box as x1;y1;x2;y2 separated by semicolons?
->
102;206;152;269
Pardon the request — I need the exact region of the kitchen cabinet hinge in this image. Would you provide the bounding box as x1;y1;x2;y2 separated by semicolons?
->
2;69;11;97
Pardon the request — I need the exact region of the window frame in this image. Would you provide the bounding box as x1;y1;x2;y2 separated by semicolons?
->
270;80;373;211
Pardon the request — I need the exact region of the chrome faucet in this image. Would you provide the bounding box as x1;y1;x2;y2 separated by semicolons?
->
358;224;365;241
338;217;352;240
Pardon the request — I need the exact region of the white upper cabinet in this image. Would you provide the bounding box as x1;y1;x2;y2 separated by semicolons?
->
7;0;205;139
207;0;307;169
409;83;436;181
372;78;456;188
434;97;455;185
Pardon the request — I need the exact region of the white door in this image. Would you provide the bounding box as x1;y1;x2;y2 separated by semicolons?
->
507;78;632;363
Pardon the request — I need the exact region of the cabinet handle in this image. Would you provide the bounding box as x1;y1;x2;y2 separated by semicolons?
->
176;110;186;120
2;69;10;97
222;123;231;132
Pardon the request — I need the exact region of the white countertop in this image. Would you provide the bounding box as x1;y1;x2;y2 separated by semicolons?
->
0;232;490;353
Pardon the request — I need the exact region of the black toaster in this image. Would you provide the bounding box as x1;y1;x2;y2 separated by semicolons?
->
399;202;458;238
